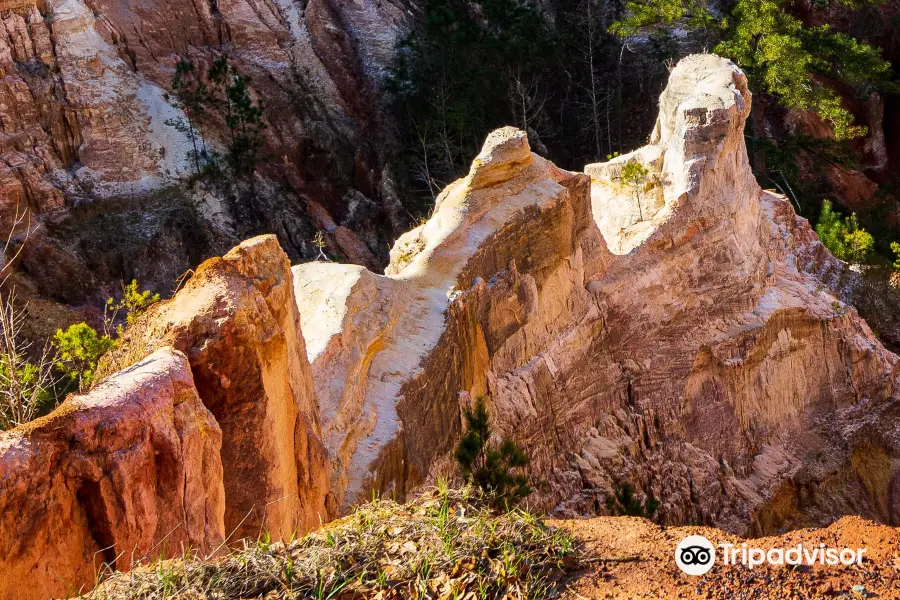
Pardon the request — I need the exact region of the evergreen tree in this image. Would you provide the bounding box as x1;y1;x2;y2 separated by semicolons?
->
610;0;894;139
207;56;268;190
166;55;268;193
166;58;210;176
816;199;875;264
621;160;650;221
605;481;661;519
455;396;531;508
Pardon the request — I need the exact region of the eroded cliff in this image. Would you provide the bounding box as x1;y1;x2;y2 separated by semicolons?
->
0;348;224;600
296;55;900;534
0;0;412;307
100;235;334;541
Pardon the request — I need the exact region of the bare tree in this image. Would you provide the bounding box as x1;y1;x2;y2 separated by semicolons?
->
507;65;550;149
0;204;30;289
430;71;461;183
406;72;465;200
0;206;59;430
578;0;609;158
0;290;58;430
410;118;443;198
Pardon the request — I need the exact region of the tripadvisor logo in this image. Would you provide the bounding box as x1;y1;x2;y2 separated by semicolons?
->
675;535;716;575
674;535;867;576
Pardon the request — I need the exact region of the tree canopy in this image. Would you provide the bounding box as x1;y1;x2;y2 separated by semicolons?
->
611;0;895;139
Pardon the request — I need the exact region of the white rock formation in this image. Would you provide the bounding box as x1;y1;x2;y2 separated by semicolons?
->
295;55;900;533
47;0;194;192
294;127;588;507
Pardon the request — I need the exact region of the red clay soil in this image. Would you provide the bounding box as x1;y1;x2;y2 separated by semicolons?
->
553;516;899;599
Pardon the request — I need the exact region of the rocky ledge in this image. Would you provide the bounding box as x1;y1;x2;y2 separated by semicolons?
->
0;54;898;600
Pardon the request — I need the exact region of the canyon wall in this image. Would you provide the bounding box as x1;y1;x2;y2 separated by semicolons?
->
0;0;413;306
0;54;898;599
0;0;411;207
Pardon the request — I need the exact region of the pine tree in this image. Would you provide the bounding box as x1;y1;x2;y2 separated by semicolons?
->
166;58;210;176
815;199;874;264
207;56;268;189
166;55;268;190
621;160;650;221
610;0;894;139
455;396;531;508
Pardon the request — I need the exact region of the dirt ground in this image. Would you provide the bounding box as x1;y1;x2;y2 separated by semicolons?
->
553;516;900;599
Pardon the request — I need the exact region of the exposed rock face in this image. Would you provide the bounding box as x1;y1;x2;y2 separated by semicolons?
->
0;0;194;207
0;348;224;600
0;0;413;286
576;56;900;533
101;235;334;541
296;55;900;533
295;126;604;508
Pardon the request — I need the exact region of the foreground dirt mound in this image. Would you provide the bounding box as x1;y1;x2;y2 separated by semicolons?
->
85;492;900;600
86;488;576;600
558;516;900;599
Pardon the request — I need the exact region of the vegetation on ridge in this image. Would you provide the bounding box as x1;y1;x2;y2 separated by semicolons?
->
816;199;875;265
611;0;895;140
455;396;532;509
0;278;160;430
83;486;576;600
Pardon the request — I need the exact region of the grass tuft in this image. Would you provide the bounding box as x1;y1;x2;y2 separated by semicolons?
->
85;486;576;599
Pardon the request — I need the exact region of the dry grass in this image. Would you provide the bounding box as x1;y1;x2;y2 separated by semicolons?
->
86;485;576;600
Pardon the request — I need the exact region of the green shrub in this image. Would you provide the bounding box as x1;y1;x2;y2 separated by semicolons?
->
621;160;650;221
605;481;660;519
815;199;875;264
52;323;116;391
106;279;160;334
455;396;531;508
891;241;900;270
0;360;55;431
52;280;157;393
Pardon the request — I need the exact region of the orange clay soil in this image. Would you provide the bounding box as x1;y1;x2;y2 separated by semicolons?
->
553;516;899;599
